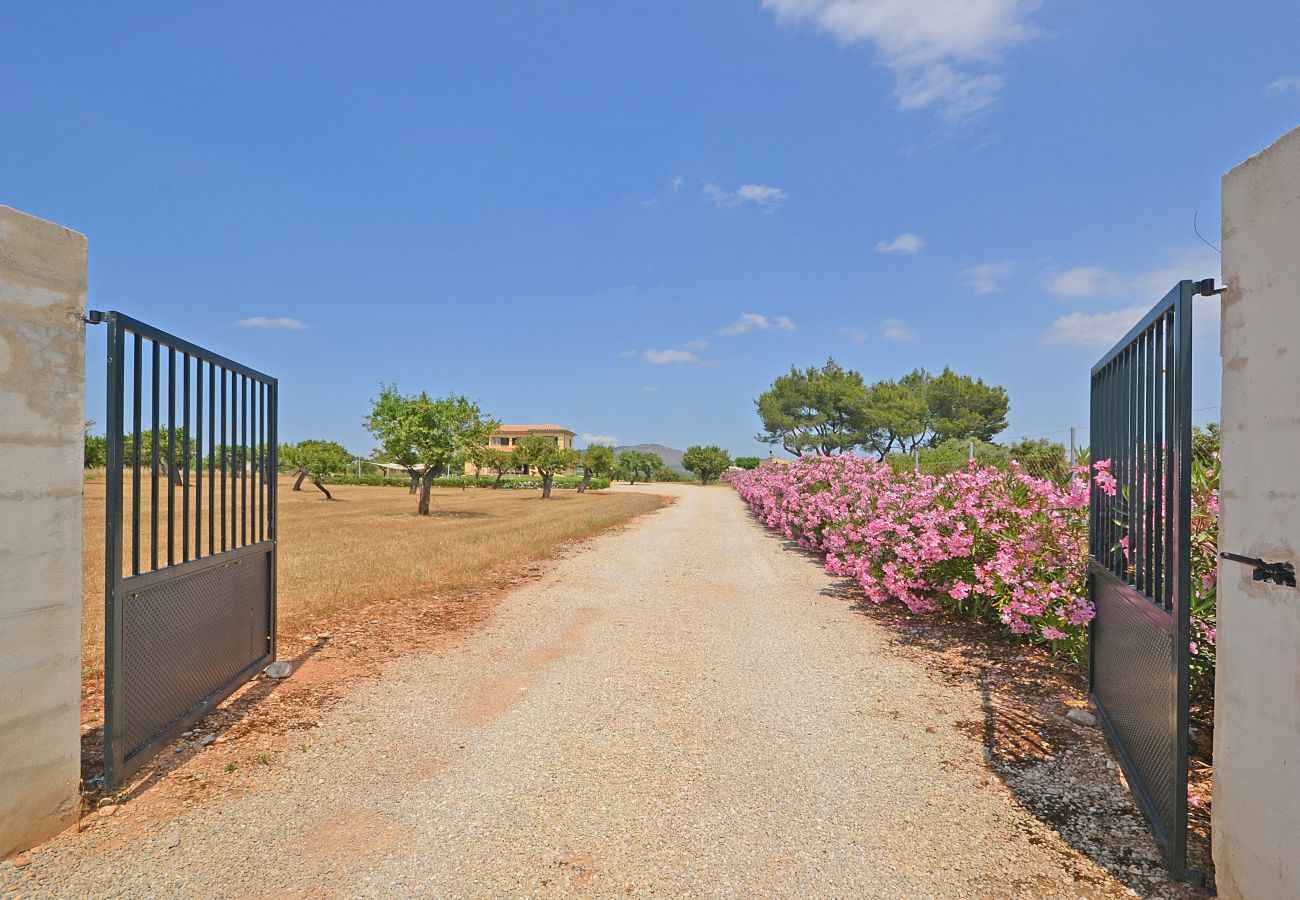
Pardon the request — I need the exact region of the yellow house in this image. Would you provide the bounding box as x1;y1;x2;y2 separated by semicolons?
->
468;424;577;476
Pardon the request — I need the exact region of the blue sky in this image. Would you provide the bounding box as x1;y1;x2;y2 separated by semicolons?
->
4;2;1298;456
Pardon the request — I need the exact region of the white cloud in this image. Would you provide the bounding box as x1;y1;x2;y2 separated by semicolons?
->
719;312;797;335
641;386;659;392
1043;305;1147;347
645;349;700;364
961;261;1016;294
669;175;686;192
1266;76;1300;95
233;316;308;330
1048;250;1220;302
685;339;711;350
703;182;789;209
1042;249;1222;349
883;317;915;341
762;0;1042;123
875;232;924;255
1048;266;1121;297
618;349;638;359
580;433;619;445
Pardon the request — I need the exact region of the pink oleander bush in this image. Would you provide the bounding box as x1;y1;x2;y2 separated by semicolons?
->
726;453;1219;703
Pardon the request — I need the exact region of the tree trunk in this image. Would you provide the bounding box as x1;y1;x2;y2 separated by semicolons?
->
408;470;419;494
541;473;554;499
417;468;435;515
312;477;333;500
293;468;308;491
493;471;505;487
577;470;592;493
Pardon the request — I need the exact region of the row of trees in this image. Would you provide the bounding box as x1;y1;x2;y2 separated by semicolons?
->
756;359;1009;457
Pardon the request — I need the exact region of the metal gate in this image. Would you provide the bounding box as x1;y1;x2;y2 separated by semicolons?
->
1087;279;1212;877
93;311;278;787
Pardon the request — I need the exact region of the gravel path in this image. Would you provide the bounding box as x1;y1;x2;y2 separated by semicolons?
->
4;484;1145;898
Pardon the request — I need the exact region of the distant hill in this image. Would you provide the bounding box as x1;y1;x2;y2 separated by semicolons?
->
615;443;688;476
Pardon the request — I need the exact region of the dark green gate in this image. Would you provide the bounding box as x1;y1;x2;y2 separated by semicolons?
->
93;311;278;788
1087;279;1214;878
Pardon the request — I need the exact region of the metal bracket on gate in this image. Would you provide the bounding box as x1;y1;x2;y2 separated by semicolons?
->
1220;552;1297;587
1193;278;1226;297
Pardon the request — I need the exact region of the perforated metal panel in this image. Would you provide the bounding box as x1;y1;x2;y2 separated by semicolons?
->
120;549;272;761
1087;281;1205;879
96;310;278;787
1090;564;1179;845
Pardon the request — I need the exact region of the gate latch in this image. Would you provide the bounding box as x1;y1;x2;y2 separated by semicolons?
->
1220;552;1297;587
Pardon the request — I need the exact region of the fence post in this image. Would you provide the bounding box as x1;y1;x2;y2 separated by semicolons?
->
1069;426;1077;466
1214;124;1300;899
0;206;86;859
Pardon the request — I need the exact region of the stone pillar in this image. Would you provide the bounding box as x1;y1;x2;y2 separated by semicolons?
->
0;206;86;858
1214;125;1300;899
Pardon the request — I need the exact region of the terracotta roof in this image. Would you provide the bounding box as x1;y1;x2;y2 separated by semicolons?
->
495;424;575;434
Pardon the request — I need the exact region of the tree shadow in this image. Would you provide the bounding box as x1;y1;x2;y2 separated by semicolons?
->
408;509;493;520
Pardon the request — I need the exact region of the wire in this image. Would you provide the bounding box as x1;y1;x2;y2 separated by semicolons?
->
1194;210;1222;255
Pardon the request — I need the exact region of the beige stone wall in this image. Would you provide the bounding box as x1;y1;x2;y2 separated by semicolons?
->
1214;125;1300;899
0;206;86;858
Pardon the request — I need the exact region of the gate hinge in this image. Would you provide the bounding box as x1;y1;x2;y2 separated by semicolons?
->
1193;279;1227;297
1220;551;1297;587
85;310;106;325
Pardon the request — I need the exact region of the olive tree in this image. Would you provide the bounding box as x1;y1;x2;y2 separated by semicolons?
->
617;450;661;485
289;439;351;500
483;447;516;487
363;385;499;515
683;445;732;485
576;444;616;493
514;434;579;499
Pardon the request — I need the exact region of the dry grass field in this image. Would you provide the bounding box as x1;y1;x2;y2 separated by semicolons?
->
80;475;665;682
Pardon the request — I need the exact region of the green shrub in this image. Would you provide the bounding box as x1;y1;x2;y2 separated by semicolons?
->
887;439;1010;476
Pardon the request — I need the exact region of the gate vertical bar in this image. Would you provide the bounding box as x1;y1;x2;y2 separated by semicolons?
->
182;353;190;563
150;341;159;572
1171;281;1194;874
167;347;176;568
268;378;279;655
103;314;127;786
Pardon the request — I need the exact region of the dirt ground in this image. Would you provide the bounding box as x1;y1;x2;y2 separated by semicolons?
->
76;477;666;778
8;484;1210;898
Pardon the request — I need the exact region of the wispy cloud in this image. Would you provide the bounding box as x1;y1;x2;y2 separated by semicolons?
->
645;349;700;364
685;339;711;350
580;432;618;445
1048;250;1220;302
961;261;1016;294
875;233;924;255
1043;305;1147;347
618;349;639;359
719;312;797;335
1048;266;1121;298
1042;249;1221;347
703;182;788;210
883;317;915;341
762;0;1043;123
1266;75;1300;95
233;316;308;330
669;175;686;192
641;386;659;393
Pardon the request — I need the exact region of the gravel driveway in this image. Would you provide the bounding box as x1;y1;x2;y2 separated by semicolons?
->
4;484;1147;898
